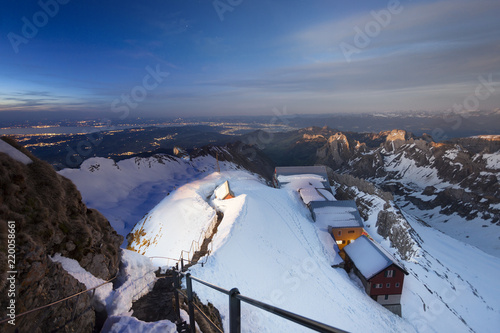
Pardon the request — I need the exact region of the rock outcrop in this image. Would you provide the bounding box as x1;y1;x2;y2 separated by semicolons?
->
0;137;123;332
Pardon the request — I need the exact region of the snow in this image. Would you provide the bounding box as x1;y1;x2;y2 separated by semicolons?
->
106;249;157;316
398;211;500;333
61;153;500;332
311;201;364;228
397;198;500;258
127;174;218;264
59;154;241;245
483;152;500;169
50;253;113;310
214;180;232;199
318;188;335;201
184;172;415;333
443;149;458;160
298;187;330;204
0;139;32;164
344;236;393;280
51;249;163;329
383;153;453;190
277;173;327;184
101;315;177;333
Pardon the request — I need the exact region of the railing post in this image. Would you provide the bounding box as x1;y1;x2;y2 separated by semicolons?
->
186;273;196;333
181;258;184;272
174;270;181;322
229;288;241;333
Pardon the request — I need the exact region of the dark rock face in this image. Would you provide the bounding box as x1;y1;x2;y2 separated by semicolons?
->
0;137;123;332
376;210;417;260
191;142;276;181
260;128;499;223
332;173;417;260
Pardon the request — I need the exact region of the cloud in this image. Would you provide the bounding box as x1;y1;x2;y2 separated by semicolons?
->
292;0;500;61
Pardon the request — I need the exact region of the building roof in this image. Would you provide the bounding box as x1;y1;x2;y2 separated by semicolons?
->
344;235;408;280
214;180;234;200
275;166;329;178
299;187;334;205
274;166;331;190
309;200;364;228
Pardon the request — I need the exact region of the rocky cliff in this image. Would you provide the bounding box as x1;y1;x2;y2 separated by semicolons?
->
252;127;500;223
0;137;123;332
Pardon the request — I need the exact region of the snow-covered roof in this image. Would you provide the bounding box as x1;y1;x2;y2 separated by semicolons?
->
214;180;234;200
275;166;331;190
344;236;408;280
275;166;329;178
0;139;32;165
298;187;334;205
310;200;364;228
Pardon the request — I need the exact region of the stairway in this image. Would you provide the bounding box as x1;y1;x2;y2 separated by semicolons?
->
184;211;224;270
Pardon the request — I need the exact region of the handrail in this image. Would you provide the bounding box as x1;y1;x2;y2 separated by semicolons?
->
177;271;349;333
235;293;347;333
175;211;219;268
0;271;119;325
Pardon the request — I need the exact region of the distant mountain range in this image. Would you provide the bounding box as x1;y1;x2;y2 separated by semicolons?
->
238;127;500;256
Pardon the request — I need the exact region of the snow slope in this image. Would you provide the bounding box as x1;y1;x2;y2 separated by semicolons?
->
0;139;32;164
398;212;500;333
379;148;500;258
132;169;499;332
59;154;240;245
142;171;415;332
127;173;219;262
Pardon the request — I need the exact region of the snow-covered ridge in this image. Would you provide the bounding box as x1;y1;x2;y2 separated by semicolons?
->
0;138;32;164
59;153;242;244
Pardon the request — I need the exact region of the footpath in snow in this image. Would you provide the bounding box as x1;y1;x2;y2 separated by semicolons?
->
136;170;416;332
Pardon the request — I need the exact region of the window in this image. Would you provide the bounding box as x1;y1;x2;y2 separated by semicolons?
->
338;230;342;236
374;284;383;289
348;230;355;234
395;283;400;288
385;269;394;278
386;283;391;288
336;240;343;245
384;295;389;300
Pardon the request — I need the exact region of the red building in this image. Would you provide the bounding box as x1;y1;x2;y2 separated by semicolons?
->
344;235;408;316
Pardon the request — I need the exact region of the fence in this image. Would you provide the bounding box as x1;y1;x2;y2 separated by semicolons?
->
0;272;119;326
174;270;349;333
180;211;218;263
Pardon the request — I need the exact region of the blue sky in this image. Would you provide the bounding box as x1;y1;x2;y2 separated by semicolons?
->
1;0;499;118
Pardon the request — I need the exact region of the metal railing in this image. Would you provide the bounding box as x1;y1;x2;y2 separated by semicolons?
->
0;272;119;326
174;271;349;333
178;211;218;264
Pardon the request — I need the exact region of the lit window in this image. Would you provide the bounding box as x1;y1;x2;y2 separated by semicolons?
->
385;270;394;278
336;240;343;245
386;283;390;288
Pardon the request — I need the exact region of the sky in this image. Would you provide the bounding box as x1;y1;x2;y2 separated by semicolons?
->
1;0;500;118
